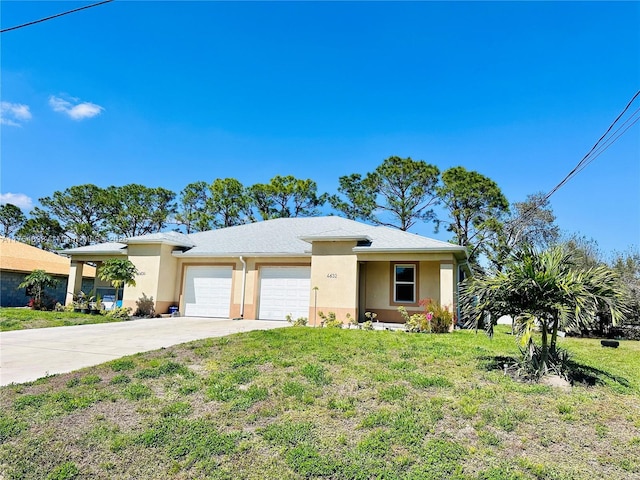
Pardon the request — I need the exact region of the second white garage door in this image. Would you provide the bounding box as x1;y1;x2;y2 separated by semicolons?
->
183;266;232;318
258;267;311;320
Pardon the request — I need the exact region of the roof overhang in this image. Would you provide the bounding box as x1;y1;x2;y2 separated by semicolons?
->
127;239;195;248
352;246;468;260
172;251;312;258
59;247;128;256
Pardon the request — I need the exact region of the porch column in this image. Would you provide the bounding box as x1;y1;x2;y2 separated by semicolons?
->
439;262;454;310
65;260;84;305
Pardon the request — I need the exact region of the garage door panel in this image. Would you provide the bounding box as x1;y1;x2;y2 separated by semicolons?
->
259;267;310;321
184;266;232;318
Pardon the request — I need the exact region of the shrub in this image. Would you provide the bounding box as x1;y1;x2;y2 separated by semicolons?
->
105;306;132;320
610;325;640;341
318;311;343;328
134;293;156;318
361;320;374;330
286;314;308;326
398;306;426;333
399;300;453;333
421;299;454;333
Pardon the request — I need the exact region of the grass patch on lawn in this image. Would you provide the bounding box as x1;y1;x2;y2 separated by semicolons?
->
0;307;124;331
0;326;638;479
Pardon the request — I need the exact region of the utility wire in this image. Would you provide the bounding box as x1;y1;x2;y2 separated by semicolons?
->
508;90;640;241
543;90;640;202
1;0;114;34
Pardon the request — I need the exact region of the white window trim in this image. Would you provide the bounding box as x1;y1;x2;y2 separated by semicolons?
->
394;264;416;304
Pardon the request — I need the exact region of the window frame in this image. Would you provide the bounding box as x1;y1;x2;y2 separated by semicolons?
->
390;262;419;306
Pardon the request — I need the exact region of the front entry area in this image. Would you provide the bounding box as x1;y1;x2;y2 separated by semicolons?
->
183;266;232;318
258;266;311;320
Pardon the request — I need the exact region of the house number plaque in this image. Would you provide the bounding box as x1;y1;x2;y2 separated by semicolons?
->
326;273;338;279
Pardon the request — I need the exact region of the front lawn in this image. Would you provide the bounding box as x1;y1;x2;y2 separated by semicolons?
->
0;327;638;479
0;307;125;331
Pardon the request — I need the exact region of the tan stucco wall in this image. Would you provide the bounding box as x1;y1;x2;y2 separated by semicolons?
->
361;256;458;323
108;244;180;314
309;241;358;321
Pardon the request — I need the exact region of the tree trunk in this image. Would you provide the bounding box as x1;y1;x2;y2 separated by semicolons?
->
540;319;549;377
550;315;560;355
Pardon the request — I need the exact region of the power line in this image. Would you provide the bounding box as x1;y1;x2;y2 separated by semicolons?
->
1;0;114;34
543;90;640;202
508;91;640;240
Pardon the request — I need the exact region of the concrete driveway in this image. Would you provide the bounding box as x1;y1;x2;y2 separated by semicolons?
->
0;317;286;386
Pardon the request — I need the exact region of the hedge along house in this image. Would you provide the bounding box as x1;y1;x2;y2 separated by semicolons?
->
1;238;95;307
60;217;467;323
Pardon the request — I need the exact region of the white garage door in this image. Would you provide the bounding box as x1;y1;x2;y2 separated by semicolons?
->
184;266;232;318
259;267;311;321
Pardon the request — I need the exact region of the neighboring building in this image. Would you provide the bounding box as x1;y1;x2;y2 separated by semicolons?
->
60;217;467;322
0;238;95;307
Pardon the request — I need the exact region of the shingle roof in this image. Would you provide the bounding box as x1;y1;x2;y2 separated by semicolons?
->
58;217;467;259
179;217;466;258
59;242;127;255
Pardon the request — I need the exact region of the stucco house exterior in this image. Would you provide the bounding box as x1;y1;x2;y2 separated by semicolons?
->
1;238;95;307
60;217;467;323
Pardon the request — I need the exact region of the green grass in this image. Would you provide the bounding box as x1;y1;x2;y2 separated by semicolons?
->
0;326;639;479
0;307;124;331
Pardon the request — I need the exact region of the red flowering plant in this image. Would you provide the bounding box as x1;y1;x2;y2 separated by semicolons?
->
398;299;454;333
419;299;454;333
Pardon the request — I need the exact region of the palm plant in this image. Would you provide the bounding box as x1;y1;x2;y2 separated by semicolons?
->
97;258;138;307
18;269;58;309
461;244;629;378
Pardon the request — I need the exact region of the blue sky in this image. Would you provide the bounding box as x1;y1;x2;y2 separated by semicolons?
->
1;1;639;256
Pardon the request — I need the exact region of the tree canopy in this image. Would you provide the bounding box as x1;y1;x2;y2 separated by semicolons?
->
330;156;440;231
175;181;213;233
438;166;509;267
489;192;560;270
249;175;327;220
104;184;176;237
0;203;26;238
208;178;253;228
98;258;138;305
38;184;111;247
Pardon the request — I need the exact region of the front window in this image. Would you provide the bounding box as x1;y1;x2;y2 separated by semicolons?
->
394;264;416;303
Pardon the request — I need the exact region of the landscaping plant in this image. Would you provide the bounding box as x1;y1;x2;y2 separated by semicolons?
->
461;244;630;379
97;258;138;307
17;269;57;310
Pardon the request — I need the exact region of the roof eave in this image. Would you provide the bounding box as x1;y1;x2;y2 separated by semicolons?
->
172;251;312;258
58;249;128;256
353;247;467;258
127;239;195;248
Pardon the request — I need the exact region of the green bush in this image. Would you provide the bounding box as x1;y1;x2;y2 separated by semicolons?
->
286;314;308;326
134;293;156;318
399;299;453;333
105;306;132;320
318;311;343;328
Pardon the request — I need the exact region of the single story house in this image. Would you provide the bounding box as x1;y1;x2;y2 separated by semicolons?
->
60;217;467;323
1;238;95;307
